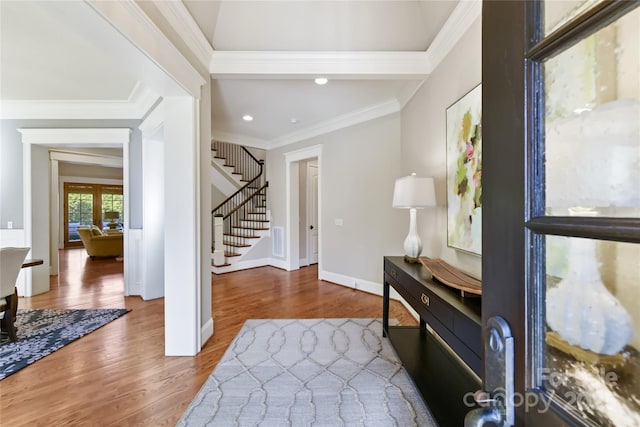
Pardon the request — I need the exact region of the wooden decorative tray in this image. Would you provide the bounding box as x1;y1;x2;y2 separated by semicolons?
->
419;257;482;296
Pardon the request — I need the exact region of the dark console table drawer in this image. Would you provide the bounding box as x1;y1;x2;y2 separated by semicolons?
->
383;256;482;426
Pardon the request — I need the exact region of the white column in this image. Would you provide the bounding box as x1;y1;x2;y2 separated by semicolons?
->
139;103;166;301
163;97;200;356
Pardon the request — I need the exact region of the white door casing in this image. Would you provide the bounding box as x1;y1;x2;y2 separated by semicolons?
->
306;161;319;265
284;145;322;272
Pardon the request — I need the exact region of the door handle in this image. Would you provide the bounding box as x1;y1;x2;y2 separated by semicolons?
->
464;316;515;427
310;225;314;230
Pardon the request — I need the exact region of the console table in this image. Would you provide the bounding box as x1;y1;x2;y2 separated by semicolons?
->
383;256;482;426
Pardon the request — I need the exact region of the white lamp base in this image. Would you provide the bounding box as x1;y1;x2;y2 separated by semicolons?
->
403;208;422;263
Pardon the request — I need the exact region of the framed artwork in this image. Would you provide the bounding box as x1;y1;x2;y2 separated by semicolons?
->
446;84;482;255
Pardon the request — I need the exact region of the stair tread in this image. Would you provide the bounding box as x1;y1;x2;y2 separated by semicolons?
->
232;226;269;231
212;262;231;268
224;233;260;239
211;142;268;267
223;242;251;248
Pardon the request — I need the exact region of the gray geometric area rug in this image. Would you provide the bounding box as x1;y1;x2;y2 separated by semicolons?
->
178;318;436;426
0;308;129;380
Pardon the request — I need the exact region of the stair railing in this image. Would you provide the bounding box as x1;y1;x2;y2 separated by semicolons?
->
211;141;268;264
211;140;261;183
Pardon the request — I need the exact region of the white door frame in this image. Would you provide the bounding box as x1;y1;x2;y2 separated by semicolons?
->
19;129;130;296
284;145;322;272
306;161;319;265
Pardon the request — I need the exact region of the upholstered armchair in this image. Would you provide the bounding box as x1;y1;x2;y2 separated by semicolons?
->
77;226;123;259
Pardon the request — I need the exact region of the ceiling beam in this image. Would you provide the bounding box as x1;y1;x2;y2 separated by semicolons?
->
208;0;481;81
210;51;431;80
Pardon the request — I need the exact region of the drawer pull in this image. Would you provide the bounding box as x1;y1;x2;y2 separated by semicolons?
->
391;269;397;278
421;293;430;306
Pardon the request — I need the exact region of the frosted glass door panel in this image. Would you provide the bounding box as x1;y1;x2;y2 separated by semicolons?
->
544;235;640;426
544;8;640;218
544;0;603;35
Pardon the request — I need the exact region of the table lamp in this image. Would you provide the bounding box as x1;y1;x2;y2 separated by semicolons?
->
104;211;119;229
392;173;436;263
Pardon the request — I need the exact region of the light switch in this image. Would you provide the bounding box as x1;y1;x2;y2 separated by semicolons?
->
334;218;343;226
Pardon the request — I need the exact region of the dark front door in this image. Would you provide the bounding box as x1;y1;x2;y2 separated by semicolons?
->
481;1;639;425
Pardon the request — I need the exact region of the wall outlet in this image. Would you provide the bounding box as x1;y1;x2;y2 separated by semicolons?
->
7;221;13;229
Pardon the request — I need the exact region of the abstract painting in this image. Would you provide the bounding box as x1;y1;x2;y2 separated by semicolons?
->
446;84;482;255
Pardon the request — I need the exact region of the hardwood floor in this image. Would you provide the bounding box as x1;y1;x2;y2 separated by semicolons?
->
1;248;417;426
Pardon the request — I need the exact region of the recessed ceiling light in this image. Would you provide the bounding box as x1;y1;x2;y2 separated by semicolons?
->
314;77;328;85
242;115;253;121
290;118;298;124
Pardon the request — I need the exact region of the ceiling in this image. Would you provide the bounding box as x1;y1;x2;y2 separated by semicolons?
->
1;0;461;149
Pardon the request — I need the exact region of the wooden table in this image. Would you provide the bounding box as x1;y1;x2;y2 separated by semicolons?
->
7;259;44;326
383;256;482;426
22;258;44;268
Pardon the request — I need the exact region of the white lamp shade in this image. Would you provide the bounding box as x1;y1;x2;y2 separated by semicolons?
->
392;175;436;208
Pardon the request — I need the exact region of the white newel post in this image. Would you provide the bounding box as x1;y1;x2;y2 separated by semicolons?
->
213;215;225;266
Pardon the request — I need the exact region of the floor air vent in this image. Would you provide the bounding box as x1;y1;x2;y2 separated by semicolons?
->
272;226;284;258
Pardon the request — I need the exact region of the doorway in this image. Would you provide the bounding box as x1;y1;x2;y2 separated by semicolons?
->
285;144;322;273
306;160;319;265
64;182;123;247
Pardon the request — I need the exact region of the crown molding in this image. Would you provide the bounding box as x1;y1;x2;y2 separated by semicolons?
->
0;82;160;120
268;98;401;149
210;51;430;79
86;0;206;97
210;130;270;150
212;97;401;150
18;128;131;146
154;0;214;71
138;100;165;137
396;80;427;109
424;0;481;72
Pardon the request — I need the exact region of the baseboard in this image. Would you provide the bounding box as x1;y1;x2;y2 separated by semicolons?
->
318;269;420;321
212;257;271;274
201;317;214;346
209;258;421;322
268;257;288;270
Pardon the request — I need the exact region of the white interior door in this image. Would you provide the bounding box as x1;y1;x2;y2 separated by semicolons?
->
307;162;319;265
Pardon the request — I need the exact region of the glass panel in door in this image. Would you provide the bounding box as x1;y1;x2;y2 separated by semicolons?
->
544;236;640;426
544;7;640;218
544;0;604;35
101;186;123;230
535;4;640;425
67;190;94;244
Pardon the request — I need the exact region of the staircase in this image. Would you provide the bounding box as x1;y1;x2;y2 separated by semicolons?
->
211;141;269;273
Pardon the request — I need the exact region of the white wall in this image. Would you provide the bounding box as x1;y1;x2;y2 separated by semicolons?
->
401;17;482;279
267;112;404;287
59;163;122;180
142;135;164;300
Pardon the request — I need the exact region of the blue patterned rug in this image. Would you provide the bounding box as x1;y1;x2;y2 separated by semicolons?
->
178;318;436;426
0;308;129;380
